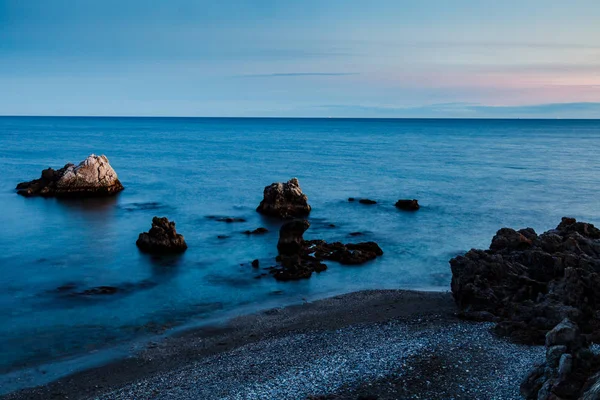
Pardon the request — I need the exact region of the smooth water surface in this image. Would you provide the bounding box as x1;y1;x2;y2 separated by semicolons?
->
1;117;599;382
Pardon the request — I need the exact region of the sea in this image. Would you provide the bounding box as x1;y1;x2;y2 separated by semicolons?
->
0;117;599;392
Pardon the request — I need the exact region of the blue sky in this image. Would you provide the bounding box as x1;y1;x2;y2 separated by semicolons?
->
1;0;599;117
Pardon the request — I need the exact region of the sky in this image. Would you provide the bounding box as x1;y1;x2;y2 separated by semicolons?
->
1;0;600;118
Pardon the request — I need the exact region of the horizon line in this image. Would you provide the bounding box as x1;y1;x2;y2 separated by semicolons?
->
1;115;599;121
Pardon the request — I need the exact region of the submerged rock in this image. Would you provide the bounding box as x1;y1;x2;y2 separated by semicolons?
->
521;319;600;400
358;199;377;205
243;227;269;235
256;178;311;219
16;154;124;197
136;217;188;254
395;199;420;211
450;217;600;344
270;219;383;281
206;216;247;223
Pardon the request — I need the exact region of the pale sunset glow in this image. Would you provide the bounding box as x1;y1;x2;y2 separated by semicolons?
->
1;0;599;117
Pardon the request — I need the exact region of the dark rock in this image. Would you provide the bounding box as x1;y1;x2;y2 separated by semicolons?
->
222;217;247;223
136;217;188;254
348;197;355;202
251;259;260;268
56;283;77;292
16;154;124;197
521;319;600;400
256;178;311;219
277;220;310;256
206;216;247;223
310;241;383;265
349;232;364;237
270;220;383;281
80;286;119;295
328;224;336;228
243;227;269;235
450;217;600;344
358;199;377;205
395;199;420;211
217;235;230;239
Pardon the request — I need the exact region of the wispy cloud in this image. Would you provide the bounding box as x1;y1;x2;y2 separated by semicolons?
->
238;72;359;78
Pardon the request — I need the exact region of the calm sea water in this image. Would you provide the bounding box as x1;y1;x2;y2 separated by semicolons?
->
1;117;599;388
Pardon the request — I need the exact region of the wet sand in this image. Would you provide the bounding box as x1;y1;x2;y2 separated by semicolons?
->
2;290;542;400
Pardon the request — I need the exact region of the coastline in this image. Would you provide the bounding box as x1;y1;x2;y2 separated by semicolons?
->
2;289;543;400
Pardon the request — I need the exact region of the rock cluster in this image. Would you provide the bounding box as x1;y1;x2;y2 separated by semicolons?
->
256;178;311;219
271;219;383;281
395;199;420;211
136;217;188;254
450;217;600;344
16;154;124;197
521;319;600;399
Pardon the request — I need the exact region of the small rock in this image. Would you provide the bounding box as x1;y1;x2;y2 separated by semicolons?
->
136;217;188;254
395;199;420;211
251;259;260;268
243;227;269;235
256;178;311;219
358;199;377;205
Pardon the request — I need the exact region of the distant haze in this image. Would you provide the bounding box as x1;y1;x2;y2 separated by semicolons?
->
1;0;599;118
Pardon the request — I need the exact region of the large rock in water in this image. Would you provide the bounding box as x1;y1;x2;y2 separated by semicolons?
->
277;219;310;255
256;178;311;219
136;217;188;254
16;154;124;197
450;217;600;344
521;319;600;400
271;219;383;281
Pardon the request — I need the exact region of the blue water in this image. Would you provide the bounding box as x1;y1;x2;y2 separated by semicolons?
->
1;117;599;385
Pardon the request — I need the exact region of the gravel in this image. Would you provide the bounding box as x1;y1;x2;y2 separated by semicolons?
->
99;318;543;400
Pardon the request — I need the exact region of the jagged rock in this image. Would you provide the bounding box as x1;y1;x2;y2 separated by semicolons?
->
251;259;260;268
136;217;187;254
521;319;600;400
395;199;420;211
16;154;124;197
270;220;383;281
450;217;600;344
256;178;311;219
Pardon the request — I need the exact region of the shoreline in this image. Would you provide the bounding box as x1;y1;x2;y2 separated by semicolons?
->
2;289;543;400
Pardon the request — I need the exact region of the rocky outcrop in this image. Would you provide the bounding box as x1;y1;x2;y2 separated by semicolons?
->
256;178;311;219
277;220;310;255
136;217;188;254
270;220;383;281
521;319;600;400
450;217;600;344
395;199;420;211
16;154;124;197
